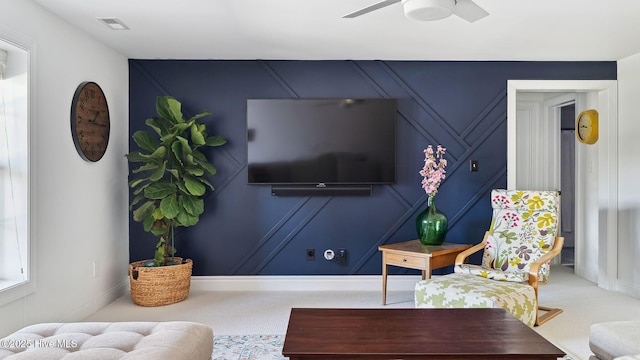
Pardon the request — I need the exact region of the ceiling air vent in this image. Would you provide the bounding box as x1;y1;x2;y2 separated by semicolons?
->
97;17;130;30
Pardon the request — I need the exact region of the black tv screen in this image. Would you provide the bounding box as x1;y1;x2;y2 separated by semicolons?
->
247;98;397;185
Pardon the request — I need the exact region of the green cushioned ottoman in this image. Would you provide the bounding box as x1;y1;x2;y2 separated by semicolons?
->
414;273;537;327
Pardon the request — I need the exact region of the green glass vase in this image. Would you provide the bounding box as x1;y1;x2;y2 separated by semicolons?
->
416;196;448;245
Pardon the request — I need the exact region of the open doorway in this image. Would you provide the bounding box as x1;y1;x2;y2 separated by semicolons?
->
560;104;575;268
513;92;576;268
507;80;618;290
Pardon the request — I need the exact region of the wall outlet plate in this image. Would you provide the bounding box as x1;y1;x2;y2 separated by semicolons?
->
470;160;479;172
324;249;335;260
306;248;315;261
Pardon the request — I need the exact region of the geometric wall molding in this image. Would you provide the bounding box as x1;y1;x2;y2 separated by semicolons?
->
129;60;616;276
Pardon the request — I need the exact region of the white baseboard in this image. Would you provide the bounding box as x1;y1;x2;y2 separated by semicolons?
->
190;275;423;292
67;280;129;321
615;279;640;298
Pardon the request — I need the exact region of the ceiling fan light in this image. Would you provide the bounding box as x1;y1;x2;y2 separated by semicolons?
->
402;0;455;21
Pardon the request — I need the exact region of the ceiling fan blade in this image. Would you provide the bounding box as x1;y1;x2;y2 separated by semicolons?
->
453;0;489;22
342;0;402;18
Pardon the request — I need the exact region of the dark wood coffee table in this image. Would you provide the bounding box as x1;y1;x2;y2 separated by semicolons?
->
282;308;565;359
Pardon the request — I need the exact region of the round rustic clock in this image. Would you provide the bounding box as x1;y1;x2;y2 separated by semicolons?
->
576;109;598;145
71;81;110;161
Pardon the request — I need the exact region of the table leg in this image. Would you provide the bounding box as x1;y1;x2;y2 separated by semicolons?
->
423;257;431;280
382;256;388;305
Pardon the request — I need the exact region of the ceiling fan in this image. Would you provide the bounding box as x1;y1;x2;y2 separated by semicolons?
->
343;0;489;23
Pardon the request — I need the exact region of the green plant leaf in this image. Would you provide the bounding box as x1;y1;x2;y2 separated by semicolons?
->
176;181;188;194
154;247;165;264
143;213;155;232
152;207;165;220
145;117;169;137
171;140;185;167
184;174;206;196
132;201;156;222
180;137;195;166
132;130;157;152
132;181;150;195
176;136;192;153
199;177;215;191
129;193;146;209
176;211;198;227
125;151;148;163
146;146;167;161
171;122;191;134
206;135;227;147
192;149;207;161
167;168;179;179
185;166;204;176
144;182;177;199
188;111;211;123
151;224;168;236
160;194;180;219
132;162;159;174
148;161;166;182
185;153;195;166
128;177;148;189
156;96;184;124
182;194;204;216
160;132;177;145
191;124;206;145
194;156;216;176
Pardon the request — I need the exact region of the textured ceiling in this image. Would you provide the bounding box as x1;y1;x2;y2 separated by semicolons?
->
32;0;640;61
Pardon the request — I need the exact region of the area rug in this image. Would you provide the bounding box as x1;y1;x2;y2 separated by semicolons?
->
212;334;575;360
213;335;286;360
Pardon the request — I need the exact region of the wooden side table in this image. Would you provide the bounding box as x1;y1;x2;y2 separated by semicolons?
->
378;240;472;305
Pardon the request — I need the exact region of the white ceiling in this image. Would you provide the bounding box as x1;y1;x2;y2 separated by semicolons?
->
32;0;640;61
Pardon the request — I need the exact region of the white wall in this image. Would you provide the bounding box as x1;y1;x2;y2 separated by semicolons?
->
0;0;129;335
616;53;640;297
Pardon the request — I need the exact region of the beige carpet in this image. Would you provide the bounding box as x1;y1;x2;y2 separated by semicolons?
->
85;265;640;360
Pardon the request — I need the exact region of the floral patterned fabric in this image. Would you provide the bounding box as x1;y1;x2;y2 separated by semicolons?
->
455;189;560;283
415;273;537;327
414;189;560;327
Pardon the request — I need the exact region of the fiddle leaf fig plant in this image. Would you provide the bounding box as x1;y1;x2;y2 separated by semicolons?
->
125;96;226;266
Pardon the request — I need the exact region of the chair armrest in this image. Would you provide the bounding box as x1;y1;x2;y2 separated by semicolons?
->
528;236;564;288
455;231;490;266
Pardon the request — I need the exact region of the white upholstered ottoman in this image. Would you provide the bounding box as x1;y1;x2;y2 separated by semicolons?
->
0;321;213;360
589;321;640;360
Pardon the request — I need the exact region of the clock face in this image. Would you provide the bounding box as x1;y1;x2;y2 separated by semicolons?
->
576;109;598;144
577;115;591;140
71;82;110;162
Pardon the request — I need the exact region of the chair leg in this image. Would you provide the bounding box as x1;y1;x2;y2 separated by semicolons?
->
536;305;563;326
532;283;563;326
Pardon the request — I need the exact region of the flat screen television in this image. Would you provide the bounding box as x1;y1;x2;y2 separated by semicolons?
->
247;98;397;186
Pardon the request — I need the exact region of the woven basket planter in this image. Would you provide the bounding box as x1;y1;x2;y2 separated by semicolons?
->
129;258;193;307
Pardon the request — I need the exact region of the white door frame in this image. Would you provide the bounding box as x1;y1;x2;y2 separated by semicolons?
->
507;80;618;290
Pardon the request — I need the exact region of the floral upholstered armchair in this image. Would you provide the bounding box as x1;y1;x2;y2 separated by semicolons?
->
415;189;564;327
454;189;564;325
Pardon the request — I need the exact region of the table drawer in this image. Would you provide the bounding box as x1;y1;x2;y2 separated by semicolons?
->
385;253;426;269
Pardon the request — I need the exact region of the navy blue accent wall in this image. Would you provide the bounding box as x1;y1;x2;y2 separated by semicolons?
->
129;60;616;276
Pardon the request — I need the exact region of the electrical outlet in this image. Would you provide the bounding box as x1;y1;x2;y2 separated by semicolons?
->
335;248;347;265
306;248;315;261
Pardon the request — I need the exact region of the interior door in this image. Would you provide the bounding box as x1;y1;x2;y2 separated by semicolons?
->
514;92;572;191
